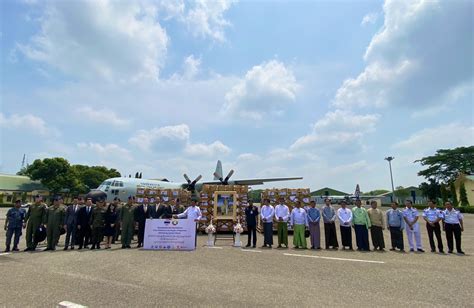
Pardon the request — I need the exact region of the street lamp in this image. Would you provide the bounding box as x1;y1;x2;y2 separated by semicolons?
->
384;156;396;202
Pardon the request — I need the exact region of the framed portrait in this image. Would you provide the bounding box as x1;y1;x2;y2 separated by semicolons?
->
213;191;237;220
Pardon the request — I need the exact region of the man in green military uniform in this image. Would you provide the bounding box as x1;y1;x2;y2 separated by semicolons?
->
112;198;122;244
90;198;106;250
45;196;66;251
23;195;47;251
120;196;135;249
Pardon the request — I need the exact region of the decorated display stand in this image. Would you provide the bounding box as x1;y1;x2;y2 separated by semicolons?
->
259;188;311;232
199;184;249;245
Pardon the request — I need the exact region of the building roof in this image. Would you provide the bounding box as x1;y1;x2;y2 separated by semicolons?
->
311;187;349;196
0;173;47;192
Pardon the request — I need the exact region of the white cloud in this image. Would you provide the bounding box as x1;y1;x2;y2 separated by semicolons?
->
183;0;236;42
0;113;58;137
77;106;131;127
237;153;261;161
361;12;379;26
170;55;202;80
19;0;169;82
77;142;132;160
184;141;231;157
334;0;473;109
291;110;379;150
128;124;190;151
223;60;300;120
393;123;474;153
128;124;231;157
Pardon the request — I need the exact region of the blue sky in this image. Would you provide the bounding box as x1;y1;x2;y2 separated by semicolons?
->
1;0;473;193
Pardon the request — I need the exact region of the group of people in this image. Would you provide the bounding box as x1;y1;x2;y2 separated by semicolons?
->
3;195;466;255
3;194;191;252
250;197;465;254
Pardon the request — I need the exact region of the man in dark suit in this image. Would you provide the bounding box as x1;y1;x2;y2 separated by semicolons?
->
134;197;151;248
77;197;94;249
149;197;161;219
63;196;82;250
245;201;259;248
157;198;173;219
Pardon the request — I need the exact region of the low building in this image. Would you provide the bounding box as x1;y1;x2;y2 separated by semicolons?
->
377;186;427;205
0;173;49;205
454;174;474;206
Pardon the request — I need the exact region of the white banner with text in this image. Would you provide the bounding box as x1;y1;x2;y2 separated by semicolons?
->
143;218;196;250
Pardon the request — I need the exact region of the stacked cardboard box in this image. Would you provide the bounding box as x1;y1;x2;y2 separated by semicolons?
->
135;188;192;205
259;188;311;231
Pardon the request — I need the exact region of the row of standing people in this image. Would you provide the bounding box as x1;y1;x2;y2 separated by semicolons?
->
3;195;188;252
247;197;465;254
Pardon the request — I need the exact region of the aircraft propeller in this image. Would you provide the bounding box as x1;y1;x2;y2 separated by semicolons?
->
183;174;202;192
214;169;234;185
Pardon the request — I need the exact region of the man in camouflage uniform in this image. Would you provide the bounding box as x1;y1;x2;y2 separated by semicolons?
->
120;196;135;249
45;197;66;251
112;198;121;244
90;199;106;250
23;195;47;251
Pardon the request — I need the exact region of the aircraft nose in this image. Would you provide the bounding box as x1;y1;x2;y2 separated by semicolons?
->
85;190;107;203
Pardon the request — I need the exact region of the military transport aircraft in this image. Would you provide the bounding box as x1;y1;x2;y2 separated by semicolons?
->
86;160;303;202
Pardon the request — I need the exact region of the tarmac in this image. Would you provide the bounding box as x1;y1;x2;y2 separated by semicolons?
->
0;208;473;308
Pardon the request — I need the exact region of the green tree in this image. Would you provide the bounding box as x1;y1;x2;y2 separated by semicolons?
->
248;189;262;203
459;182;469;206
419;179;441;200
450;182;459;206
440;185;450;203
73;165;121;193
23;158;77;195
415;146;474;184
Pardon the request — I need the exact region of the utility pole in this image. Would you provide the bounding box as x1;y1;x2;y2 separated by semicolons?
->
384;156;396;202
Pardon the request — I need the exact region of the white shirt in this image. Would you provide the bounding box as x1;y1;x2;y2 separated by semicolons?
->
260;205;274;223
177;206;202;220
274;204;290;222
402;207;419;224
290;208;308;226
443;208;463;224
337;207;352;227
143;204;148;213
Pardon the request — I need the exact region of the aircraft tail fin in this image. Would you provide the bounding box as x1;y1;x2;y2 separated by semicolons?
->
214;160;223;180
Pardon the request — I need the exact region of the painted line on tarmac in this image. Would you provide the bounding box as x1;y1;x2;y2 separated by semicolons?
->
205;246;223;249
0;252;11;256
241;249;263;253
57;300;87;308
284;253;385;264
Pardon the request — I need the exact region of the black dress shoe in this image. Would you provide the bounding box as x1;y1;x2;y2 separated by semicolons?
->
458;251;465;255
448;250;453;254
245;244;251;248
90;246;95;250
4;248;10;252
24;247;30;252
121;245;126;249
63;247;68;251
71;246;75;250
12;247;19;252
417;249;425;253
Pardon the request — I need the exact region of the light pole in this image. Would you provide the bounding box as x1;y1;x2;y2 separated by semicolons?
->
385;156;396;202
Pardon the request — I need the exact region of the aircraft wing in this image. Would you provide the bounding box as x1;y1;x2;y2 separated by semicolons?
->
201;177;303;186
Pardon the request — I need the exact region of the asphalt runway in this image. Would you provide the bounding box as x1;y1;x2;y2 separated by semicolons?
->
0;208;473;307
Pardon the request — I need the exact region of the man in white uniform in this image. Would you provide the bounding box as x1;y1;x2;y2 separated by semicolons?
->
402;200;424;252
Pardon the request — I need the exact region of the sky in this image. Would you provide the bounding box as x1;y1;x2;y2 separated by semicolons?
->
1;0;473;193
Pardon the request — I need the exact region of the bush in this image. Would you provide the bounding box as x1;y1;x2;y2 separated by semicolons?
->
459;206;474;214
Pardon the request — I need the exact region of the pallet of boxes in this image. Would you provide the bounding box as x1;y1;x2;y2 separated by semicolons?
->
259;188;311;232
199;184;249;233
135;187;192;210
